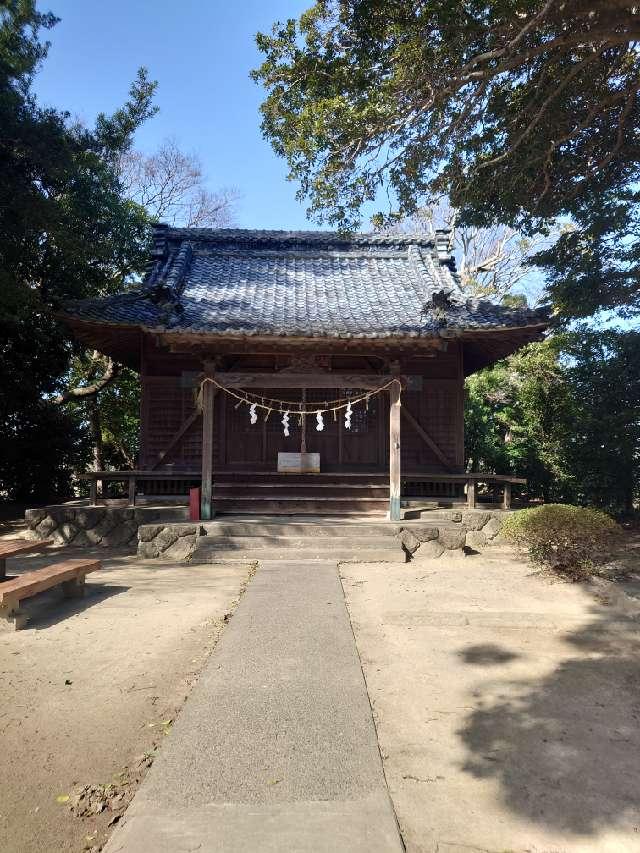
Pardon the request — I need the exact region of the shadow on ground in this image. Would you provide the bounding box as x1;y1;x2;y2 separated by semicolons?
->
14;583;130;630
458;596;640;836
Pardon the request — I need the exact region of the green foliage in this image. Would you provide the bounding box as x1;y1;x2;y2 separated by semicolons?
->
465;338;577;502
502;504;619;578
253;1;640;317
465;329;640;515
0;1;156;500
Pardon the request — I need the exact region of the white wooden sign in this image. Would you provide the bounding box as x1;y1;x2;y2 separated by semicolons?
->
277;452;320;473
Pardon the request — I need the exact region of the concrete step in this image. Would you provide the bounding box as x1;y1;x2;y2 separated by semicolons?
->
196;535;401;552
202;522;399;537
192;546;407;563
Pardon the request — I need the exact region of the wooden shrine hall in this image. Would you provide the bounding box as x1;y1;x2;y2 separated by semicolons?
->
60;225;548;520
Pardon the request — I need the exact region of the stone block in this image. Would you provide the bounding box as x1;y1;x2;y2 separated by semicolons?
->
461;511;492;531
484;517;503;540
162;535;198;561
75;509;102;531
102;521;137;547
397;528;420;555
85;527;104;546
449;511;462;523
92;513;120;540
412;525;439;542
466;530;487;550
439;527;467;550
154;528;179;553
25;509;46;529
138;525;164;543
138;540;160;559
36;516;57;538
59;522;78;544
414;539;445;560
72;530;92;547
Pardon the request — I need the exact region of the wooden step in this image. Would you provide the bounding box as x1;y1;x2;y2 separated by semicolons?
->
214;497;387;515
214;485;388;499
215;471;387;484
215;482;389;490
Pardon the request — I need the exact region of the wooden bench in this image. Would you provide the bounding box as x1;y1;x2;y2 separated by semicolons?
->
0;539;54;579
0;559;101;630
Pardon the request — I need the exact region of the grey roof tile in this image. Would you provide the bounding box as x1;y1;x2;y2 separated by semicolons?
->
63;228;548;338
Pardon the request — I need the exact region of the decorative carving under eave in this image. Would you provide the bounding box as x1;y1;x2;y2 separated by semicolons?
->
279;354;331;373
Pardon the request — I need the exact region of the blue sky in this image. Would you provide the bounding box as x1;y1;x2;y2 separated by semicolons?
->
33;0;318;230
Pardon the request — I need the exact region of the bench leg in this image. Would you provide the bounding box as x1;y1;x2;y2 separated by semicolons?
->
62;576;86;599
0;604;28;631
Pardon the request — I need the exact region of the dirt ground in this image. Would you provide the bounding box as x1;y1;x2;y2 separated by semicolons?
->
341;545;640;853
0;543;252;853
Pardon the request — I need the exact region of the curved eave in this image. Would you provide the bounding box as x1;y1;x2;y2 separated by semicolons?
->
58;312;548;372
460;324;548;374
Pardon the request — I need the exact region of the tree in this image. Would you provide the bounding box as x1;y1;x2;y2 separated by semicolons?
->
0;1;156;501
253;1;640;317
383;202;552;300
562;329;640;514
56;137;241;479
465;330;640;514
119;137;239;227
465;339;577;502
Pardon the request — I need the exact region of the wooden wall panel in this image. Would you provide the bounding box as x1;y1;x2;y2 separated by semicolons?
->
138;343;465;474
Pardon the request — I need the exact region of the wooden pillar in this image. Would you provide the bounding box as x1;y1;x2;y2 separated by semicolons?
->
502;481;512;510
389;380;402;521
89;478;97;506
466;477;476;508
200;379;215;520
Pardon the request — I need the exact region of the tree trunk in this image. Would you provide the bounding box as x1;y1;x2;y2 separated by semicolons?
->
88;398;104;472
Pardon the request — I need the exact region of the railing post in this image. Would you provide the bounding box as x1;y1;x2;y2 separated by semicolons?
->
466;477;476;508
503;481;512;510
89;478;97;506
128;475;136;507
389;379;402;521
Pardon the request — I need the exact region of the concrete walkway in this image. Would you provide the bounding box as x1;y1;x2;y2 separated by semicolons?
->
105;560;404;853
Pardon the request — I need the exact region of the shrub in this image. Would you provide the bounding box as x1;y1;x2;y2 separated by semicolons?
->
501;504;620;579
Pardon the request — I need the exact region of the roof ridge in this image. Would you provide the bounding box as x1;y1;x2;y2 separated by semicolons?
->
151;223;444;251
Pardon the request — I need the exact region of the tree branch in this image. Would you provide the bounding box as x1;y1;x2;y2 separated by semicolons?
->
54;358;121;404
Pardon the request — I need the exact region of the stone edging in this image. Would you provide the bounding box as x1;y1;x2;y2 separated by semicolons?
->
396;511;503;560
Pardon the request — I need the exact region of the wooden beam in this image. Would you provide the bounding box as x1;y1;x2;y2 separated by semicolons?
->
214;373;399;390
401;407;454;471
151;409;202;471
389;380;402;521
200;380;215;520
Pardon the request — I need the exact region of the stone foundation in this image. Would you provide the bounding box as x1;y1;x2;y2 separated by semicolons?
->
397;510;504;560
24;506;189;549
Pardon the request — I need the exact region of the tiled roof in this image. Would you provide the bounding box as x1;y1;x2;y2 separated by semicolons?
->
62;227;548;340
